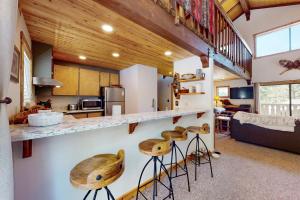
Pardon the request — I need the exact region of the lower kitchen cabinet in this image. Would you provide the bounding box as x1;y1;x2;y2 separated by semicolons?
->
87;112;102;118
71;113;87;119
70;112;103;119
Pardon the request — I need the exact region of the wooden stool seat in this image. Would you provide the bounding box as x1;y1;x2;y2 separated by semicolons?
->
187;123;210;134
161;126;188;141
70;150;124;190
139;139;171;156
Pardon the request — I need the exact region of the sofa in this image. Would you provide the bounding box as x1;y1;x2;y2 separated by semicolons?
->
231;114;300;154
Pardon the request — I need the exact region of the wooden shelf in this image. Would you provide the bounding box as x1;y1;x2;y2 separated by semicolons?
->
178;78;205;82
180;92;205;95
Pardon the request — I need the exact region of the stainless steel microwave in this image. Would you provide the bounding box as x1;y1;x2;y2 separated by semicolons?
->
81;99;102;110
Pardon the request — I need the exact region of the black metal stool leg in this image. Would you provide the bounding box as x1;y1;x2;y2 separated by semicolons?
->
83;190;92;200
198;137;214;178
93;188;100;200
175;143;190;192
185;136;197;160
174;142;178;177
136;157;154;200
156;157;175;200
195;135;201;181
107;187;110;200
105;187;116;200
158;155;164;181
169;142;174;179
153;157;158;198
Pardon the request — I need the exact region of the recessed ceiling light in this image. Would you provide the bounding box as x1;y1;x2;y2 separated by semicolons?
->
169;72;173;75
164;51;172;56
79;55;87;60
101;24;114;33
112;52;120;58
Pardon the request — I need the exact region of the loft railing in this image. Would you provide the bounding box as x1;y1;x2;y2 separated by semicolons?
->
260;103;300;117
214;2;252;74
153;0;252;75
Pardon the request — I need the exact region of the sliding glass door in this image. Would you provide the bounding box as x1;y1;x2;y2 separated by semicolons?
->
259;84;290;116
291;84;300;117
259;83;300;117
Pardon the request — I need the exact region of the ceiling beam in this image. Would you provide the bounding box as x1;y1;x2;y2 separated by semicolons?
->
94;0;211;56
239;0;250;21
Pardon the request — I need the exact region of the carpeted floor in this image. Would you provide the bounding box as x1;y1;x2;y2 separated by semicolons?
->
138;136;300;200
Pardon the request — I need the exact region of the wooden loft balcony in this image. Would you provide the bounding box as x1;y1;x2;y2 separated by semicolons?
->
97;0;252;80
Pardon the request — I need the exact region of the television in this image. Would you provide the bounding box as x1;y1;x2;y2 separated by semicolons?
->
230;87;254;99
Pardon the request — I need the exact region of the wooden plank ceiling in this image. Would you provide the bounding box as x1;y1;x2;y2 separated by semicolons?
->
19;0;193;75
219;0;300;21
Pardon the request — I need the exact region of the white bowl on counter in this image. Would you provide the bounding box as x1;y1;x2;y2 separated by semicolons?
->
28;112;63;127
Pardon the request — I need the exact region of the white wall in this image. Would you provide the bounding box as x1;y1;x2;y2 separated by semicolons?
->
234;5;300;83
173;56;214;150
120;64;157;114
214;79;254;110
7;12;32;117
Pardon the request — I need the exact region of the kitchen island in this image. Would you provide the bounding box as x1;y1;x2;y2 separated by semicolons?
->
11;108;213;200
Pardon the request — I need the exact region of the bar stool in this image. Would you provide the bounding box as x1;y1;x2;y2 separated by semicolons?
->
70;150;125;200
159;126;190;192
136;139;174;200
185;124;213;181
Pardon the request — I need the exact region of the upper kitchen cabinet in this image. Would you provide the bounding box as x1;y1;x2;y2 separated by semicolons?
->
53;65;79;96
99;72;110;87
110;73;120;86
79;68;100;96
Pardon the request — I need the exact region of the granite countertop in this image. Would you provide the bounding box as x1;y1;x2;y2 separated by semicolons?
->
10;108;210;142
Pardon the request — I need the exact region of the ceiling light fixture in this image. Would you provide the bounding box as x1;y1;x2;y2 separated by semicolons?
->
79;55;87;60
164;51;172;56
101;24;114;33
112;52;120;58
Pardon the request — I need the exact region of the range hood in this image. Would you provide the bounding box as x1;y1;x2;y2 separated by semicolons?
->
33;77;63;87
32;42;63;88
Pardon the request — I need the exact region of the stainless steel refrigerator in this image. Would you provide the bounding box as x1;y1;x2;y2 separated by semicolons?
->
101;87;125;116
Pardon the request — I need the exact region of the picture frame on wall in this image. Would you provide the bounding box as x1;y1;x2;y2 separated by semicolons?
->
10;45;20;82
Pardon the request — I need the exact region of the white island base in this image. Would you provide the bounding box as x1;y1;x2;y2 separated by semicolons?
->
11;109;213;200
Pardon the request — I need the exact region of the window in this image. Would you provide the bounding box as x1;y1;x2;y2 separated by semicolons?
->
20;32;33;110
216;86;229;98
255;22;300;57
259;83;300;117
23;52;32;105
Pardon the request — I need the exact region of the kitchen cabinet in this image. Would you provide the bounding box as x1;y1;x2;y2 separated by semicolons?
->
87;112;102;118
71;113;87;119
70;111;103;119
79;68;100;96
53;65;79;96
110;73;119;86
100;72;110;87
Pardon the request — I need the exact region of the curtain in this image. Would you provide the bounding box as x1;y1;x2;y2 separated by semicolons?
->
0;0;18;199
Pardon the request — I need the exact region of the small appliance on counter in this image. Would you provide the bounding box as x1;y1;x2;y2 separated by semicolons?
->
101;87;125;116
80;99;102;110
67;104;78;111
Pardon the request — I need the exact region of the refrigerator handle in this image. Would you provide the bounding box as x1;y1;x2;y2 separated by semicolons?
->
152;98;156;111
